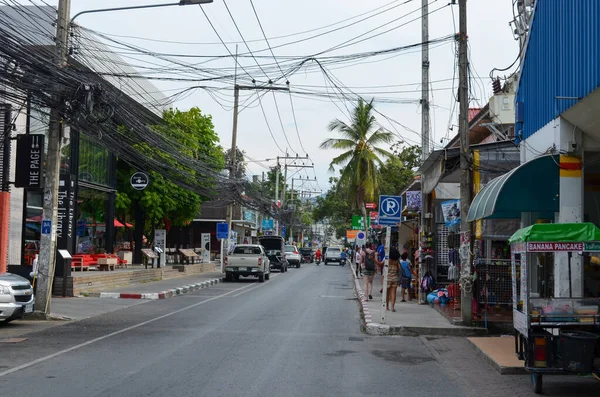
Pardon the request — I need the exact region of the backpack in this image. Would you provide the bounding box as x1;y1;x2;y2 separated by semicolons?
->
365;252;376;271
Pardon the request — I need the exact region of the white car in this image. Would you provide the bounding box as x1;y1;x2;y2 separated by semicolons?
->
284;245;302;268
0;273;34;323
325;246;343;265
225;244;271;282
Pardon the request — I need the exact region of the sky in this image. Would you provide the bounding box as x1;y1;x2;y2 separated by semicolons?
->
62;0;519;195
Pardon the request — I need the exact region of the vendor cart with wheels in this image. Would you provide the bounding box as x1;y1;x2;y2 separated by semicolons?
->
509;222;600;394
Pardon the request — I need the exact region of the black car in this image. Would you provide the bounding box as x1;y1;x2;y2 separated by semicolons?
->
258;236;288;272
299;248;314;263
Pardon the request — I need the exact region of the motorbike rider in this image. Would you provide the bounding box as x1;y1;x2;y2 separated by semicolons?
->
315;248;322;265
340;248;347;266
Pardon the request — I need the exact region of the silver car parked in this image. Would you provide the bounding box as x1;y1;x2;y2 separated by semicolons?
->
0;273;34;323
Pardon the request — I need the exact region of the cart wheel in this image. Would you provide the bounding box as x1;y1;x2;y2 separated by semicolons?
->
531;373;543;394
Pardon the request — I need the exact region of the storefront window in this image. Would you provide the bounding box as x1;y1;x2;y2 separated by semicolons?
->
23;190;42;266
78;135;110;187
76;187;108;254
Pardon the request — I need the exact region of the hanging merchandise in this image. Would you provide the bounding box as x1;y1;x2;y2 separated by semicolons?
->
448;262;459;281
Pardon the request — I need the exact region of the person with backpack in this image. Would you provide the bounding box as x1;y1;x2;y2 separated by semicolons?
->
361;244;380;300
399;252;414;302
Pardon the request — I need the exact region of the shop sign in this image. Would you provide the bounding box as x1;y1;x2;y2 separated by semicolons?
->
262;219;274;230
56;174;75;277
15;134;44;188
441;199;460;227
365;203;377;209
130;172;149;190
346;230;358;239
351;215;365;230
584;242;600;252
526;242;584;252
406;191;422;211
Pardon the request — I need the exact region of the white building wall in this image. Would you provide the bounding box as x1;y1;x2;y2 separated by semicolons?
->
7;110;26;265
521;116;588;298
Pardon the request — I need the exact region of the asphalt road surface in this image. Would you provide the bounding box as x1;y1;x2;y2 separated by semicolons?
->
1;264;599;397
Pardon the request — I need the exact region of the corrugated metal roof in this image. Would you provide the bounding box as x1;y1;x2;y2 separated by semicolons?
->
516;0;600;141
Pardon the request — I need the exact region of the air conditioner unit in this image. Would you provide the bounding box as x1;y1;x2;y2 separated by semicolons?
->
489;93;515;125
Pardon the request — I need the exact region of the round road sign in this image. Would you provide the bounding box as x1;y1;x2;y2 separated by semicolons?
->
130;172;149;191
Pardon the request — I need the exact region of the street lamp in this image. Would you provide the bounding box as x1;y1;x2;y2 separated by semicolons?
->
70;0;213;24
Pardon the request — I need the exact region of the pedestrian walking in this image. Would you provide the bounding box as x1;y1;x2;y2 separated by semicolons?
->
399;252;414;302
355;246;362;278
377;241;385;294
361;244;380;300
386;248;401;311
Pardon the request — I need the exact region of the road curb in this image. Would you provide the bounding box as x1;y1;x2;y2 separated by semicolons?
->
95;277;224;300
350;265;486;337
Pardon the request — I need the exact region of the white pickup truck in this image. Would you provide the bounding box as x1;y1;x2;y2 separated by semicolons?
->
225;244;271;282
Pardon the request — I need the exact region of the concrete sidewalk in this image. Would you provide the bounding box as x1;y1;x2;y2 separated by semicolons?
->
85;271;224;300
350;263;486;336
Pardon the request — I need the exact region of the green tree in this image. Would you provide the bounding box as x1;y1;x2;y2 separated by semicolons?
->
116;107;224;240
224;147;246;179
312;176;353;239
378;144;421;195
320;99;394;222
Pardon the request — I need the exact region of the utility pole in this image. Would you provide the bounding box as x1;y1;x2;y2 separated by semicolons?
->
274;158;280;235
36;0;71;315
228;84;288;241
419;0;430;305
458;0;472;325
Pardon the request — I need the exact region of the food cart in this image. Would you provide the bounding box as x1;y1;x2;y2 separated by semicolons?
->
509;223;600;393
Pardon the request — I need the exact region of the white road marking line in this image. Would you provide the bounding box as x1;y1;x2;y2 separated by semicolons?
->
0;282;255;378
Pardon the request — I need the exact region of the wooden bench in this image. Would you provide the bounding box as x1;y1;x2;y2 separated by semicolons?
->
97;257;117;271
179;249;201;265
141;249;157;269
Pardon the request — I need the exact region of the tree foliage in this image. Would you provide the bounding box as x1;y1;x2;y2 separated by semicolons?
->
378;144;421;196
315;101;420;236
223;147;246;179
320;99;393;222
116;107;224;238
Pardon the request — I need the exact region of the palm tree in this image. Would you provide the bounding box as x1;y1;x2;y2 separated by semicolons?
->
320;100;394;223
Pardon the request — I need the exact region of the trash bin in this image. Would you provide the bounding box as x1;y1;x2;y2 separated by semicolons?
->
560;331;599;373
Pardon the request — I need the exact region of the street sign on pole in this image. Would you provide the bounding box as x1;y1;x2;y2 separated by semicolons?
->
378;195;402;226
352;215;365;230
216;223;229;240
381;226;391;324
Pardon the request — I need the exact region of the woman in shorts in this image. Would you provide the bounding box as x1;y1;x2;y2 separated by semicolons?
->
386;248;401;311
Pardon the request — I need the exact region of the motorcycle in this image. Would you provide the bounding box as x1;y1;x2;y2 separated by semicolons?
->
316;257;321;265
340;257;346;267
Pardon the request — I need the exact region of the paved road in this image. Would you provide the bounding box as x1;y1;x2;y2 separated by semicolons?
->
1;264;599;397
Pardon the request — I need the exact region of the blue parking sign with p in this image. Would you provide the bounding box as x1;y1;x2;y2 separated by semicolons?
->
378;195;402;225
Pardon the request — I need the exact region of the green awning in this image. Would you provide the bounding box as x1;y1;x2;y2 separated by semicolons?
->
466;154;559;221
508;223;600;244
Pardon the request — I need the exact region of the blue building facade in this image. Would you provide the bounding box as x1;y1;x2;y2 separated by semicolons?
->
516;0;600;142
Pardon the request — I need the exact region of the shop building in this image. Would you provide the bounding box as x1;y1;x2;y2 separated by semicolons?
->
469;1;600;299
1;5;168;277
